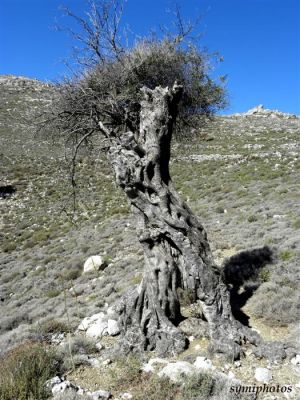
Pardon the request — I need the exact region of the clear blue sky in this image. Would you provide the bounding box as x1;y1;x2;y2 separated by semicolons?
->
1;0;299;114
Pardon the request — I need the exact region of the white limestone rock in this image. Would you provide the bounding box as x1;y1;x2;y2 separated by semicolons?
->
121;393;133;399
255;367;272;383
78;312;105;331
89;357;101;368
107;319;120;336
78;313;119;339
291;354;300;365
194;356;214;371
46;376;62;389
83;255;106;274
78;312;112;338
142;357;169;373
86;321;108;338
158;361;196;383
91;389;112;399
96;342;104;351
52;380;75;395
228;371;235;380
50;333;65;344
107;306;117;317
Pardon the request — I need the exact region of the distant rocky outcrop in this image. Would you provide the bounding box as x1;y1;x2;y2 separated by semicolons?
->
231;104;298;119
0;74;54;131
0;75;51;92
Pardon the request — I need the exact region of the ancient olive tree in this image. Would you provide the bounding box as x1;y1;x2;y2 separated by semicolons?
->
45;0;261;359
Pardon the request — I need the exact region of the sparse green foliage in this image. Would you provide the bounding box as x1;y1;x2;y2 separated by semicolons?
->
134;375;177;400
43;0;226;149
0;342;62;400
2;242;17;253
45;288;61;298
181;373;215;399
293;219;300;229
63;335;98;355
280;250;293;261
50;39;226;141
36;319;70;335
61;260;83;281
98;355;141;391
248;215;258;223
259;268;270;282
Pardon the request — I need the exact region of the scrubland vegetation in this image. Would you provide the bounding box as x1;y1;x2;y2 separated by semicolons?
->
0;73;299;398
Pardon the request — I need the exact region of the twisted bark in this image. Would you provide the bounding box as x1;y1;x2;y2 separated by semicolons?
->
107;84;260;358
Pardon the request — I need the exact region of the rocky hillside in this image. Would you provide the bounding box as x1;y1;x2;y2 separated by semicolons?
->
0;75;300;399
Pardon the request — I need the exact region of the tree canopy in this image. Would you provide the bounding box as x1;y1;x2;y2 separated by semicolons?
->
46;0;227;146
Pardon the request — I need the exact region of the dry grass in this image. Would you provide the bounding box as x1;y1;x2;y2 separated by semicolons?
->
0;342;62;400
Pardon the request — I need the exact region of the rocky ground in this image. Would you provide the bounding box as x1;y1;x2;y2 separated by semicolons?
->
0;75;299;399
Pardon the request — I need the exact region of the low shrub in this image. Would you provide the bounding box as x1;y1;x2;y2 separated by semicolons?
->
247;215;258;223
45;288;61;298
62;354;90;371
293;218;300;229
0;342;62;400
248;282;300;324
63;335;98;355
61;261;82;281
280;250;293;261
106;355;141;391
181;373;215;399
134;375;177;400
2;242;17;253
0;313;30;333
259;267;270;282
37;319;70;335
135;371;251;400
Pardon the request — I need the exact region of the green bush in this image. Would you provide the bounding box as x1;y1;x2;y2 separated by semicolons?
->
61;261;82;281
45;288;61;298
181;373;215;399
247;215;258;223
2;242;17;253
280;250;293;261
1;313;30;333
135;375;177;400
63;335;98;355
106;355;141;391
36;319;70;335
259;268;270;282
293;218;300;229
0;342;62;400
32;231;50;243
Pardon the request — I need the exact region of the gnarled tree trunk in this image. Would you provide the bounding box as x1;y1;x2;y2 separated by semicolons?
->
107;84;259;359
